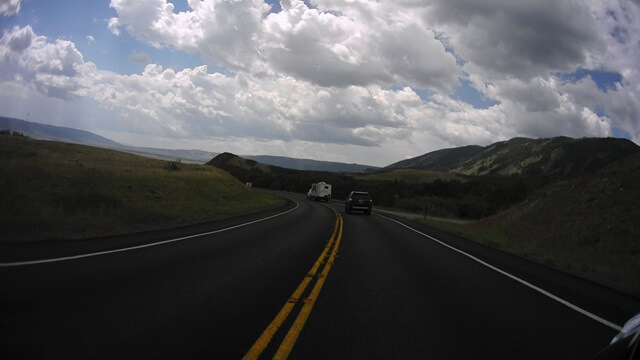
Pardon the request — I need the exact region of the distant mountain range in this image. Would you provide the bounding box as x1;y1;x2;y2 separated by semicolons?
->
0;117;378;172
0;116;121;148
244;155;378;172
4;116;638;176
0;116;218;163
386;136;640;178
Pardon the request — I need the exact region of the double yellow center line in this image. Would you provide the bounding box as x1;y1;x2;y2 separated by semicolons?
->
243;208;344;360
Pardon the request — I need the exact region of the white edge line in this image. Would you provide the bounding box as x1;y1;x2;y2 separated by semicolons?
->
0;201;300;268
377;213;623;332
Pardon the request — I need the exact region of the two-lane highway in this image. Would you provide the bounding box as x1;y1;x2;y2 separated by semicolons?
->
294;206;634;359
1;192;638;359
1;195;336;359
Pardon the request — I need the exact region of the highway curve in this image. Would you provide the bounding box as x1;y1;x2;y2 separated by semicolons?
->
1;192;638;359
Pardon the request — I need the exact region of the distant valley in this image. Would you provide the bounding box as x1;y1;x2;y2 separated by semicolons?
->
0;117;377;172
2;115;639;296
210;138;640;296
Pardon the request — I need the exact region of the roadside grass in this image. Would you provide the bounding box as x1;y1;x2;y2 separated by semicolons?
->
0;136;285;241
421;174;640;297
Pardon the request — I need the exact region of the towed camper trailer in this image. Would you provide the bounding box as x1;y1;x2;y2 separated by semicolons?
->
307;182;332;202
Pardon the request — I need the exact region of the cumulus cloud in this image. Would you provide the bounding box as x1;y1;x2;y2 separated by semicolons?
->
2;0;640;165
107;17;121;36
86;63;426;147
561;76;639;139
424;0;604;81
423;0;639;142
108;0;460;92
259;0;460;92
0;26;96;100
108;0;270;71
0;0;21;16
3;24;32;52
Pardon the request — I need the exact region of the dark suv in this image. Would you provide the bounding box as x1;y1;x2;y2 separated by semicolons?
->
345;191;373;215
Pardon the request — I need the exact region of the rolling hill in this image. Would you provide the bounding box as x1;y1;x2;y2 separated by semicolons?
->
0;116;121;148
0;117;376;171
0;135;283;241
387;136;640;178
0;116;218;163
3;123;638;295
437;150;640;296
386;145;483;171
244;155;378;173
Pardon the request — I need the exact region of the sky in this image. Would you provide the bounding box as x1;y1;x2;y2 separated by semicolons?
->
0;0;639;167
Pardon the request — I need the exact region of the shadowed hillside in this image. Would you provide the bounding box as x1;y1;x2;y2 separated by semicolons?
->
245;155;378;173
207;152;543;219
207;152;358;200
387;145;483;170
209;139;640;296
434;151;640;296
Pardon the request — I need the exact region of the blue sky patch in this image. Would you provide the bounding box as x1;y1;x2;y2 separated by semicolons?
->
453;79;499;109
558;68;623;93
612;127;632;140
413;88;434;102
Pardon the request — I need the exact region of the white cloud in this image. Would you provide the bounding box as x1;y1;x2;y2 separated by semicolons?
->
423;0;640;142
86;35;95;43
0;26;95;100
109;0;270;71
0;0;21;16
424;0;604;81
2;0;640;166
560;76;639;141
87;64;425;148
108;17;121;36
109;0;460;92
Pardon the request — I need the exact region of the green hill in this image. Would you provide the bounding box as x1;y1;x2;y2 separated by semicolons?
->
0;116;121;148
366;137;640;295
386;145;483;170
425;151;640;296
387;137;640;178
245;154;378;173
208;152;536;218
355;168;466;183
0;136;284;242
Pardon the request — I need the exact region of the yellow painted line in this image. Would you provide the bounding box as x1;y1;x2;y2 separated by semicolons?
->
243;209;342;360
273;211;343;359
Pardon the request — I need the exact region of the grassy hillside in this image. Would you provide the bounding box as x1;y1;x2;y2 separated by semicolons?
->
0;136;285;242
388;137;640;178
209;148;640;296
355;169;466;183
0;116;121;148
207;152;357;198
245;154;378;173
386;145;483;170
209;152;539;218
425;153;640;296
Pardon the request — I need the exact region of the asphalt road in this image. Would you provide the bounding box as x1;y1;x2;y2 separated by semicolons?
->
1;192;639;359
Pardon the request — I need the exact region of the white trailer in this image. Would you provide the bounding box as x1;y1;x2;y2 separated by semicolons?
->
307;182;332;202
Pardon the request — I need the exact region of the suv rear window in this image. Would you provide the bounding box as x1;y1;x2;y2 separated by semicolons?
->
351;192;371;200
